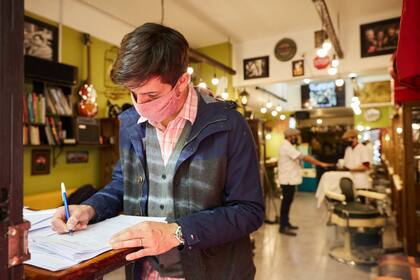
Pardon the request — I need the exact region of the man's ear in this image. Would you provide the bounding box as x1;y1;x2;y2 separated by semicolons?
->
177;72;190;93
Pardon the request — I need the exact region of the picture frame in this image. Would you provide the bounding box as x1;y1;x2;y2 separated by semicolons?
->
66;151;89;164
314;30;328;48
31;149;51;175
24;16;59;62
360;17;400;58
243;56;269;80
292;59;305;77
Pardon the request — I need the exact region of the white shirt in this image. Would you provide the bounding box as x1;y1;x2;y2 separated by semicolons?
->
278;140;303;185
343;143;371;189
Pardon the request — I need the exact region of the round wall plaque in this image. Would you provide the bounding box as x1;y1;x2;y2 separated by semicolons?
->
364;108;381;122
274;38;297;62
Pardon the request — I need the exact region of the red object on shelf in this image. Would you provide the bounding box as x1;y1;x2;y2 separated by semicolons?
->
396;0;420;90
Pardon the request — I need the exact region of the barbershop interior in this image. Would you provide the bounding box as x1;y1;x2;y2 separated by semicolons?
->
1;0;420;279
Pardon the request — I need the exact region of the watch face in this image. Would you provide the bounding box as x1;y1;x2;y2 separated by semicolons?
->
274;38;297;62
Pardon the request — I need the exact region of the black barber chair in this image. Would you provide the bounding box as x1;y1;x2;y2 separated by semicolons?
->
326;177;387;265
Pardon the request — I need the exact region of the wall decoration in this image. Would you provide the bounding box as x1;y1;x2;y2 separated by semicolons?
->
31;149;51;175
66;151;89;164
364;108;382;122
243;56;269;80
274;38;297;62
314;30;328;48
292;60;305;77
24;16;58;62
359;80;391;104
313;56;331;70
360;17;400;58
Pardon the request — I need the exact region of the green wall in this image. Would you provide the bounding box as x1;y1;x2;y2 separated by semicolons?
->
195;42;235;99
354;106;392;129
24;12;130;195
24;13;234;195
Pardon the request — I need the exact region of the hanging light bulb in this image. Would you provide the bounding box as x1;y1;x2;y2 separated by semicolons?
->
303;78;311;84
316;48;328;58
271;110;278;117
221;92;229;100
348;72;357;78
265;133;272;141
266;101;273;109
187;66;194;75
198;81;207;89
279;114;286;120
316;118;323;125
260;107;267;114
211;75;219;86
328;67;338;76
331;55;339;68
276;105;283;112
335;79;344;87
322;40;332;52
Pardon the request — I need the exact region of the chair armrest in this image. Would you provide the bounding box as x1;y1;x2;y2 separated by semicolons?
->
356;190;386;200
325;191;346;202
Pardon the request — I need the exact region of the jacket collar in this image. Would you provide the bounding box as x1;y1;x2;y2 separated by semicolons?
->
119;90;229;144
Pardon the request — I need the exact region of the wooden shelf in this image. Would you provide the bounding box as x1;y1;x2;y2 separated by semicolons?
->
23;144;113;148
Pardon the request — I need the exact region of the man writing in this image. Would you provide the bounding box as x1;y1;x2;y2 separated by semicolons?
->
51;23;264;279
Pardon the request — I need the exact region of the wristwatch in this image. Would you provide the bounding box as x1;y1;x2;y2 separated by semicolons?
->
174;224;185;245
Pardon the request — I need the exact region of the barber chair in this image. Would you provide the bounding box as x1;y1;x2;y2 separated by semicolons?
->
325;177;387;265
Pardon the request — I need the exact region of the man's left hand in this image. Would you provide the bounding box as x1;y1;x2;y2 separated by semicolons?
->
109;222;180;261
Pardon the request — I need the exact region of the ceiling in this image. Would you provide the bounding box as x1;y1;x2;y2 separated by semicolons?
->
80;0;402;48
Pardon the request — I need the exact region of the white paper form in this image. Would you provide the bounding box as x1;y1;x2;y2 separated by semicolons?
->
25;215;167;271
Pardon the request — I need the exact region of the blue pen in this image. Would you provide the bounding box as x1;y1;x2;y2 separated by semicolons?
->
61;182;72;234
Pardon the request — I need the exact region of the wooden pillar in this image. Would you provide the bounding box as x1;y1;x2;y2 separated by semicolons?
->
0;0;24;278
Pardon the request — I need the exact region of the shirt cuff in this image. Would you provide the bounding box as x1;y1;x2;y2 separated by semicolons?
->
176;217;200;250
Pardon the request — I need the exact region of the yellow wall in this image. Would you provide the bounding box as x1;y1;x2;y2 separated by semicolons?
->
24;13;234;195
354;106;392;129
24;12;129;195
195;42;235;99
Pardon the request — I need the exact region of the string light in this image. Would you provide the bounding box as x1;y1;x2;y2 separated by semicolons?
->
211;76;219;86
221;92;229;100
275;105;283;112
198;81;207;89
187;66;194;75
303;78;311;84
316;118;323;125
335;79;344;87
266;101;273;109
322;40;332;52
260;107;267;114
328;67;338;76
271;110;278;117
316;48;328;58
280;114;286;120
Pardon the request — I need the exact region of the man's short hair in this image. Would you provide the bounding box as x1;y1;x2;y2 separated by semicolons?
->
111;23;189;87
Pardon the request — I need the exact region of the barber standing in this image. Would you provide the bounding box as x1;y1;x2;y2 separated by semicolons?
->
342;129;371;189
278;128;332;236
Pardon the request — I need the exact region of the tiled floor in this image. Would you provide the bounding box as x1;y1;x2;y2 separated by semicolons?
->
106;192;396;280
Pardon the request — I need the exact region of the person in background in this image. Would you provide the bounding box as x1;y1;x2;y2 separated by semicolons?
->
342;129;372;189
51;23;264;279
278;128;332;236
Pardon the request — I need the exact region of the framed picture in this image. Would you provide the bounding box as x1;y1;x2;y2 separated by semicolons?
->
24;16;59;62
243;56;269;80
31;149;50;175
292;59;305;77
360;17;400;58
66;151;89;164
314;30;328;48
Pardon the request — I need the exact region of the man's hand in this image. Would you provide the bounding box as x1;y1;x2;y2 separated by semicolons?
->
109;222;180;261
51;205;96;233
320;162;335;169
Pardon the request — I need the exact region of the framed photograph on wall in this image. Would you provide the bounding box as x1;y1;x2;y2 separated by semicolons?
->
292;59;305;77
31;149;51;175
243;56;269;80
24;16;59;62
360;17;400;58
66;151;89;164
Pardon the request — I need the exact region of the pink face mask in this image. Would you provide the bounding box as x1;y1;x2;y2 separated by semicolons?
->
131;82;187;123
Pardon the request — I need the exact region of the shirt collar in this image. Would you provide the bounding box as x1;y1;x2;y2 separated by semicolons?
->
137;84;198;127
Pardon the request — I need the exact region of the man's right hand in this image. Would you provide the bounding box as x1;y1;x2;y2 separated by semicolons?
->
51;205;96;234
